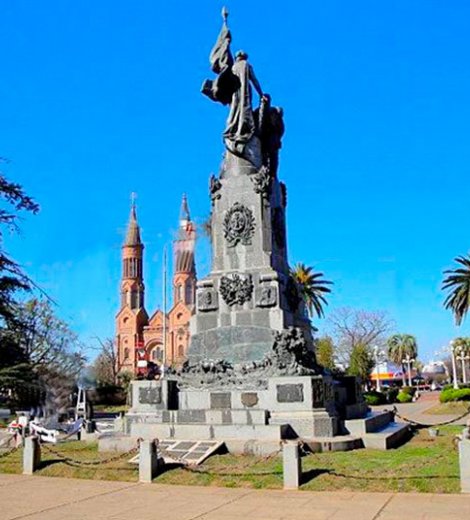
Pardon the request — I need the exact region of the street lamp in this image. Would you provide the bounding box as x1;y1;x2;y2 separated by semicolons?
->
454;344;470;385
450;340;459;389
402;353;415;387
373;346;385;392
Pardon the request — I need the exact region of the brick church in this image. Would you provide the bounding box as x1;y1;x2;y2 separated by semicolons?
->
115;195;196;375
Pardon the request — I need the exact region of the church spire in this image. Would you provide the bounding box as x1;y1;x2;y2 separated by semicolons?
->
120;194;145;310
124;194;142;246
179;193;191;228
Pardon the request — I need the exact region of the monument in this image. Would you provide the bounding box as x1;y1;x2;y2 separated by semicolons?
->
194;6;313;365
104;10;409;455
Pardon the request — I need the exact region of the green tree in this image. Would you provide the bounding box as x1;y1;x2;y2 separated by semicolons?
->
347;344;374;382
442;254;470;325
290;263;332;318
0;163;40;402
315;336;336;370
0;163;39;322
5;299;86;412
91;338;118;386
387;333;418;385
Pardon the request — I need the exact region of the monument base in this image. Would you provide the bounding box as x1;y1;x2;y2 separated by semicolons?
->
100;375;409;455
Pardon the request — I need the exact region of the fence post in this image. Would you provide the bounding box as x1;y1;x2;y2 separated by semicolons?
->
283;441;301;490
23;435;41;475
459;438;470;493
139;440;161;483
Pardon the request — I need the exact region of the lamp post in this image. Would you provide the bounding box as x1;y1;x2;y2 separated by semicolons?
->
455;345;470;385
373;346;385;392
161;244;168;380
450;340;459;389
402;353;415;387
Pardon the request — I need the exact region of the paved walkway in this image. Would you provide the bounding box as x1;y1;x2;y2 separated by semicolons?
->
374;391;469;426
1;474;469;520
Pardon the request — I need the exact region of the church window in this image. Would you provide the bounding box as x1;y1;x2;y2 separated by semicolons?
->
178;345;184;357
185;282;193;304
123;316;129;325
177;312;183;320
123;348;130;359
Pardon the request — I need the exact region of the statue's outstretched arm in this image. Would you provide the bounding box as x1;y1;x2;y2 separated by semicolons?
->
249;65;263;98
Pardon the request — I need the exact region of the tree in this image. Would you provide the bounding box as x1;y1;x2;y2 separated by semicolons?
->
327;307;393;366
315;335;336;370
92;338;119;386
442;254;470;325
0;162;39;322
5;298;86;413
387;333;418;385
347;344;374;383
290;263;332;318
0;163;40;404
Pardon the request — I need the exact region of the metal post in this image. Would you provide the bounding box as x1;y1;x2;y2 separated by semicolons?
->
451;341;459;389
374;346;381;392
407;356;413;387
162;245;167;379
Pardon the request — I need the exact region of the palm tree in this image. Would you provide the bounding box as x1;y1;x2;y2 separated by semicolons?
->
442;254;470;325
387;334;418;385
290;263;333;319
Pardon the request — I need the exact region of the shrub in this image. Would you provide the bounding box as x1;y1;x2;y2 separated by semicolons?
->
397;391;413;403
401;386;416;396
363;391;387;406
385;387;399;403
439;388;470;403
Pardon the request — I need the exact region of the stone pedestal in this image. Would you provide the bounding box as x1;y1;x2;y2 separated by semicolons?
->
283;441;301;489
189;149;312;364
129;379;178;413
459;439;470;493
23;436;41;475
139;439;162;483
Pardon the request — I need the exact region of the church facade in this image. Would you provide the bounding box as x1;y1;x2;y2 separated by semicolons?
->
115;195;196;375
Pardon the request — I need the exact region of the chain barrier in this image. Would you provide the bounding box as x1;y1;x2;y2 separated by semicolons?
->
0;445;19;460
41;440;141;467
391;405;470;429
180;443;283;476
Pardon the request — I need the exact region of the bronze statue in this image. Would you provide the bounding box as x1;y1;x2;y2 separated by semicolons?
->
202;8;266;163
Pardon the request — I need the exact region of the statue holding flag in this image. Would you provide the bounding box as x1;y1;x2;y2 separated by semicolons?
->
202;8;268;166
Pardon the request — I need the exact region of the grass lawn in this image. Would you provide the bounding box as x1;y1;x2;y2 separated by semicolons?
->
424;402;470;416
0;426;461;493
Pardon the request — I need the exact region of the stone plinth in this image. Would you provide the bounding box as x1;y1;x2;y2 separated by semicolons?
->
460;439;470;493
129;379;178;414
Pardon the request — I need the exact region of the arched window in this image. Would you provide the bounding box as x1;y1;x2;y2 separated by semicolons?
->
178;345;184;357
123;348;130;359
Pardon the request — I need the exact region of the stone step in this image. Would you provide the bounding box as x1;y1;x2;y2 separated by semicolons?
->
303;435;363;453
129;422;291;441
344;411;393;436
362;422;411;450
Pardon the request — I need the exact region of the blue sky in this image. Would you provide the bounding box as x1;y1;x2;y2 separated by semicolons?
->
1;1;469;362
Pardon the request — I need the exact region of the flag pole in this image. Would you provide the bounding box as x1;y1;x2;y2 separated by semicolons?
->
162;244;168;379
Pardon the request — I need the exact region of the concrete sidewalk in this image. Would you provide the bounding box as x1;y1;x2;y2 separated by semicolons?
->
1;474;469;520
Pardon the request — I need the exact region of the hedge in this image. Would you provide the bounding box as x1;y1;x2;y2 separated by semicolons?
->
363;391;387;406
439;387;470;403
397;391;413;403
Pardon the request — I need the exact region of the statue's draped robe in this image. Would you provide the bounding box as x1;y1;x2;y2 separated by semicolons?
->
223;59;258;151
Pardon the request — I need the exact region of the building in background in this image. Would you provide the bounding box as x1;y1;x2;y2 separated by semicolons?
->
115;195;196;375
